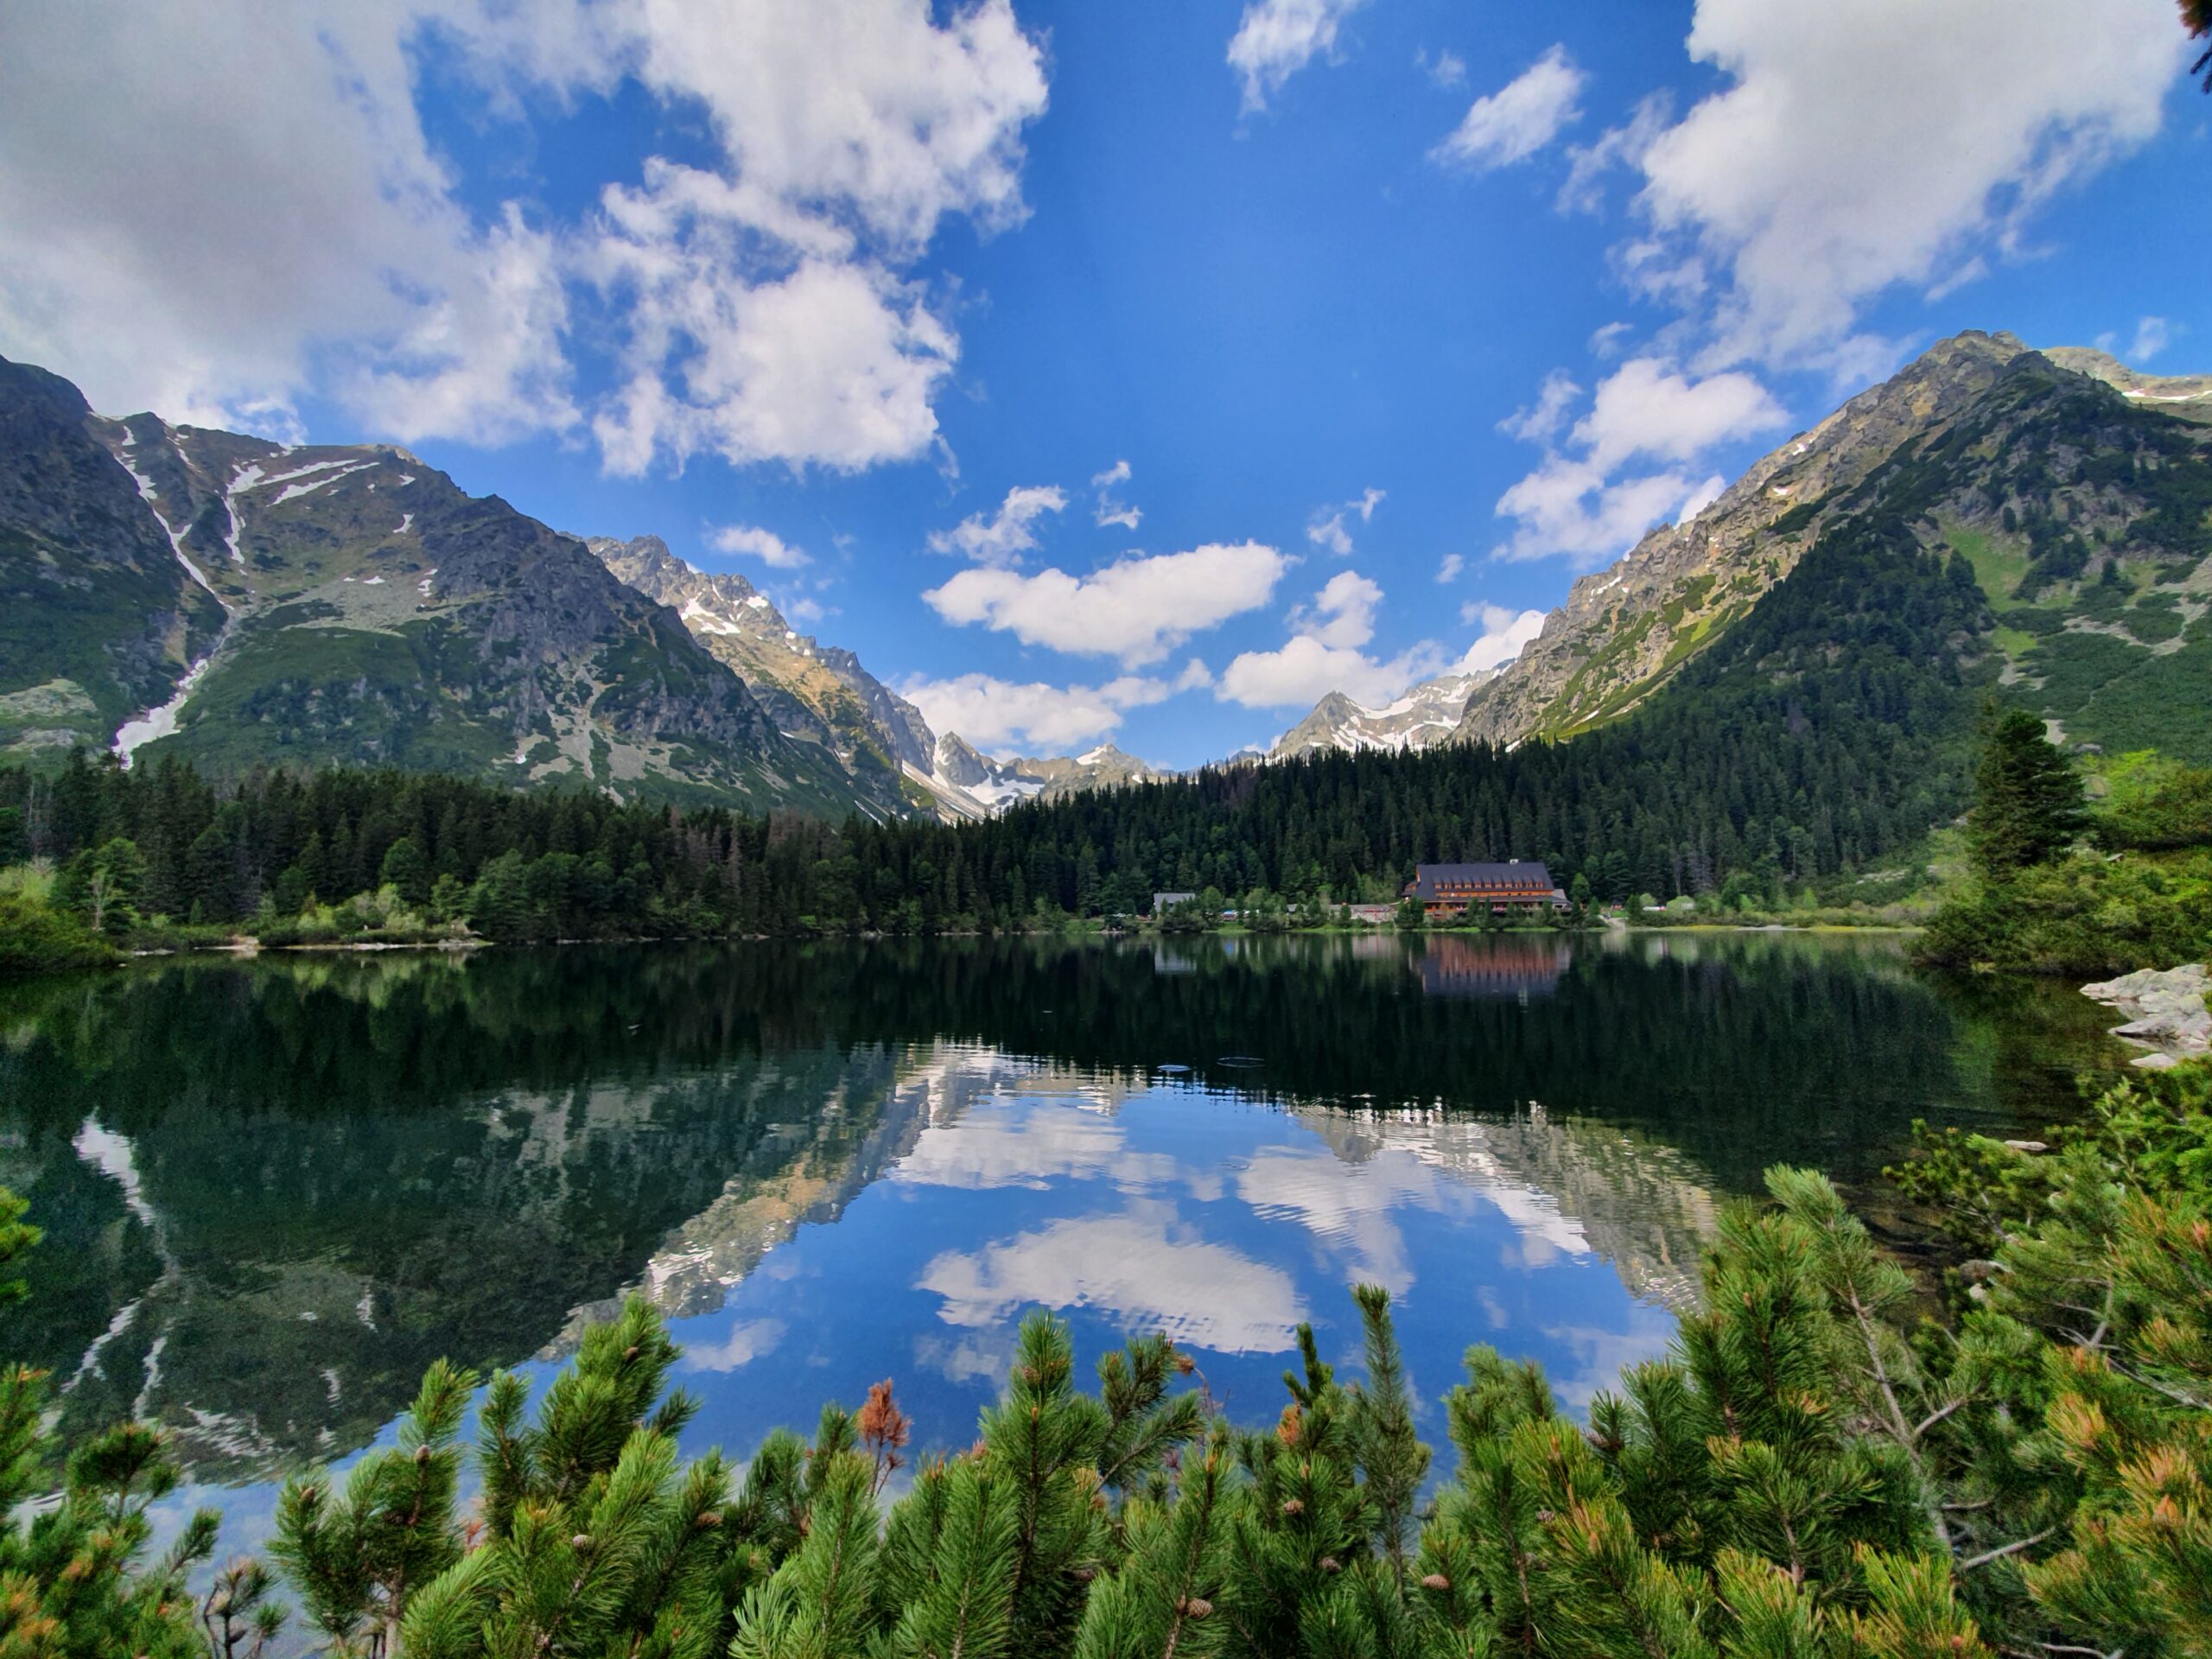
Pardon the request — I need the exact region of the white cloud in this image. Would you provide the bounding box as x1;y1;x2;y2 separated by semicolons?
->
1227;0;1370;114
927;484;1069;565
683;1318;786;1372
1216;585;1544;709
1557;93;1674;215
0;0;1048;472
0;3;582;441
1493;357;1787;566
1572;358;1787;471
1586;320;1636;359
2129;316;2176;363
1435;553;1465;584
1421;48;1468;89
1625;0;2184;372
924;541;1288;666
1494;461;1706;569
1459;603;1547;673
1291;570;1382;649
898;664;1206;753
708;522;809;569
588;222;961;475
1091;459;1142;531
892;1100;1179;1192
917;1208;1308;1352
1218;636;1428;709
1306;486;1385;556
1432;46;1586;172
1499;370;1583;442
1218;570;1459;709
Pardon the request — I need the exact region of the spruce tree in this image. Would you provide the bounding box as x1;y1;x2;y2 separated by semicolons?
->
1966;707;2085;881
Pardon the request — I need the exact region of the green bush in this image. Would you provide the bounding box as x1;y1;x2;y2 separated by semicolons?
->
1917;848;2212;973
0;887;113;978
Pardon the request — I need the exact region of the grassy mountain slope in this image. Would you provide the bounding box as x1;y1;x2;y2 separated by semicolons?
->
1455;334;2212;764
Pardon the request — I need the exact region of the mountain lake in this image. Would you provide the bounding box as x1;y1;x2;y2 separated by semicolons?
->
0;931;2131;1570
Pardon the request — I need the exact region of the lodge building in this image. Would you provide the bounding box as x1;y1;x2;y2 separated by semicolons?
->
1406;861;1569;918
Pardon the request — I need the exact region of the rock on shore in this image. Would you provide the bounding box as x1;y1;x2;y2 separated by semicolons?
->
2081;963;2211;1069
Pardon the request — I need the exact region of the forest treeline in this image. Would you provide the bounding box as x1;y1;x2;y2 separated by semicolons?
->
0;524;1990;950
9;1058;2212;1658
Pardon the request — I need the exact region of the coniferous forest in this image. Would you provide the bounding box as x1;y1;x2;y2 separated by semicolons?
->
0;522;1989;949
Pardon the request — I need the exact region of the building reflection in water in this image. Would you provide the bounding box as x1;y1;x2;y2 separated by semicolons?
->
1412;933;1570;1002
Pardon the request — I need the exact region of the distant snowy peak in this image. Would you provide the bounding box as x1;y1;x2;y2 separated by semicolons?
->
925;733;1159;812
1264;668;1495;762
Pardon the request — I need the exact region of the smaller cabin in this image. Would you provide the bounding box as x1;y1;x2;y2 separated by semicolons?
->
1152;891;1198;916
1406;861;1567;918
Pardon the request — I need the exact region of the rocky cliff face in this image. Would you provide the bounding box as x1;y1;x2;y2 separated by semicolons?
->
0;358;869;811
1453;332;2041;747
589;536;1167;819
588;534;931;817
0;357;227;756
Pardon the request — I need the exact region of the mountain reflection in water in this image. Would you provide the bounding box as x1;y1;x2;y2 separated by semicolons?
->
0;934;2118;1491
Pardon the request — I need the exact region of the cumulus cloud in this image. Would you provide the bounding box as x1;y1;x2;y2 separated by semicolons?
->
0;0;1048;471
918;1208;1308;1351
1493;357;1788;565
1436;553;1465;584
927;484;1069;565
924;542;1288;666
897;664;1209;753
1572;358;1788;471
708;523;809;569
0;3;583;440
1091;460;1142;531
1219;635;1450;710
1227;0;1370;114
1459;603;1548;673
1432;45;1587;172
1291;570;1382;648
1307;486;1385;556
1219;569;1457;709
1612;0;2184;373
683;1318;786;1372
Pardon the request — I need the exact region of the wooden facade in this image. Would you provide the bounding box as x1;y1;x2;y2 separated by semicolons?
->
1406;861;1567;918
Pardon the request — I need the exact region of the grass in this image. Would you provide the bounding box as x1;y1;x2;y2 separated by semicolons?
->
1943;523;2038;611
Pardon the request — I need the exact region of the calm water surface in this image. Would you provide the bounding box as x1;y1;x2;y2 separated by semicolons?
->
0;931;2125;1561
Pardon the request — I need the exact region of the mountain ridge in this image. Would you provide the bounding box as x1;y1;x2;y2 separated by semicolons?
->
0;356;868;813
1446;333;2212;753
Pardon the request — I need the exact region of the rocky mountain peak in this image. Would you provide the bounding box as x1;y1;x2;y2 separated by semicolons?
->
1265;667;1491;761
1452;329;2050;747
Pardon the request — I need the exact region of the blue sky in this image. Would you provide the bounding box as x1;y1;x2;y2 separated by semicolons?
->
1;0;2206;766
